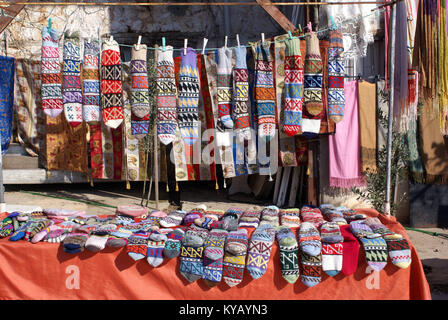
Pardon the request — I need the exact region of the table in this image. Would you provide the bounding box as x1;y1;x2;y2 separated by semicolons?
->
0;209;431;300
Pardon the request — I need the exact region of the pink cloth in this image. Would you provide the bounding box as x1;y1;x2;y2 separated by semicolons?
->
115;205;149;217
44;208;87;217
329;80;366;189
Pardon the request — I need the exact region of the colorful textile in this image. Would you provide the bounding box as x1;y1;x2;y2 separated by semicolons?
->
276;226;300;283
89;122;103;179
0;56;15;154
101;39;124;129
246;225;275;279
62;32;82;127
41;26;63;118
327;29;345;123
358;81;377;173
216;47;234;131
130;44;150;138
329;80;366;188
101;122;114;179
82;40;101;123
233;46;251;140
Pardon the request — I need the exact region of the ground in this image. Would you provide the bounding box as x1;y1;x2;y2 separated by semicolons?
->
3;182;448;300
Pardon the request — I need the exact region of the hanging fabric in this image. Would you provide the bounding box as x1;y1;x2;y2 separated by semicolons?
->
438;0;448;135
327;28;345;124
233;46;251;141
41;26;63;118
246;46;259;175
358;81;377;173
89;122;103;179
62;31;83;127
82;40;101;123
328;80;365;189
0;55;15;155
101;122;114;179
376;79;389;154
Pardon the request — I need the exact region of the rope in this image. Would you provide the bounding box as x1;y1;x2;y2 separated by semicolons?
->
404;227;448;240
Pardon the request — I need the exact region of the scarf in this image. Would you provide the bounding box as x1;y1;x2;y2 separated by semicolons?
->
327;29;345;124
0;56;15;155
82;40;101;123
358;81;377;173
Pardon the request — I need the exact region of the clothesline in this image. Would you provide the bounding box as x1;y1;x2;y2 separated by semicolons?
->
0;6;385;52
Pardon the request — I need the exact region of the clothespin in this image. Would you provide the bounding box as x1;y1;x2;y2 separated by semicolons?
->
224;35;228;48
48;18;52;31
162;37;166;52
202;38;208;55
236;34;240;47
307;22;313;36
184;38;187;55
288;31;293;40
261;32;265;45
136;35;142;50
298;24;302;34
329;16;337;30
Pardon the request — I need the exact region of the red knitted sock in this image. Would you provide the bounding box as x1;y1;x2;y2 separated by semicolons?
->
340;224;360;276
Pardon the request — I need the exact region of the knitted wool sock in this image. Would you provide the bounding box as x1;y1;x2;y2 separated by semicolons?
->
0;214;16;238
183;210;204;227
222;229;248;287
260;205;280;227
156;46;178;145
302;31;323;135
101;38;124;129
238;210;261;228
283;37;304;136
164;228;185;258
321;242;343;277
216;46;234;130
276;226;300;284
327;29;345;123
85;224;117;252
254;42;276;140
179;227;208;282
178;47;200;146
364;217;402;239
340;224;360;276
9;220;34;241
130;44;150;137
233;46;251;140
360;237;388;271
62;232;90;253
194;212;219;230
221;212;239;231
204;229;228;261
201;210;225;229
279;208;301;228
43;226;69;243
300;206;325;228
41;26;63;118
82;39;101;122
146;231;167;267
203;254;224;287
384;235;412;269
320;222;344;243
301;251;322;287
26;219;53;241
62;31;83;127
126;231;150;261
159;210;186;228
349;220;381;239
246;225;275;279
298;221;322;257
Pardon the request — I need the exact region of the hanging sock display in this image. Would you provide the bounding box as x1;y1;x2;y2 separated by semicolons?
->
41;26;63;118
82;39;101;123
100;38;124;129
130;44;150;138
156;46;178;145
302;29;323;136
177;47;200;146
253;42;276;141
0;56;15;155
233;46;251;140
327;29;345;124
62;31;83;127
217;46;234;131
283;37;304;137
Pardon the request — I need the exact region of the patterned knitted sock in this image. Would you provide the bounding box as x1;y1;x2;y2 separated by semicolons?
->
302;31;323;135
126;231;150;261
43;227;69;243
178;47;200;146
246;225;275;279
320;222;344;243
159;210;186;228
360;237;388;271
85;224;117;252
349;220;381;239
182;224;209;247
9;220;34;241
62;232;90;253
340;224;360;276
183;210;204;227
164;227;185;258
260;205;280;227
106;223;138;248
384;235;412;269
41;26;63;118
301;251;322;287
221;212;239;231
217;47;234;130
62;31;83;127
130;44;150;137
101;38;124;129
298;221;322;256
194;213;219;230
238;210;261;228
283;37;304;137
82;40;101;122
225;229;249;256
223;229;248;287
204;229;228;261
279;208;301;227
203;254;224;287
276;226;300;284
327;29;345;123
179;227;209;282
156;46;178;145
233;46;251;140
322;242;343;277
364;217;402;239
0;214;17;238
254;42;276;140
146;231;168;267
26;219;53;241
201;210;225;229
300;206;325;228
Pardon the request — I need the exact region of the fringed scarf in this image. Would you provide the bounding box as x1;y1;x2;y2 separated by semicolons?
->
0;56;15;155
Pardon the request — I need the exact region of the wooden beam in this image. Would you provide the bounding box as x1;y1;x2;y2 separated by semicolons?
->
256;0;297;32
0;1;26;34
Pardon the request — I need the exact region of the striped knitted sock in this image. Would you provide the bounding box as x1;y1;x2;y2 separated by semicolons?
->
0;214;17;238
159;210;186;228
164;228;185;258
126;231;150;261
260;205;280;227
279;208;301;227
238;210;261;228
384;235;412;269
364;217;402;239
320;221;344;243
276;226;300;283
221;212;239;231
327;29;345;124
178;47;200;146
302;31;323;136
82;40;101;122
202;229;228;286
300;206;325;229
321;241;343;277
183;210;204;227
62;31;83;127
298;221;322;257
62;232;90;253
41;26;63;118
156;46;178;145
283;37;304;137
26;219;53;241
360;237;388;271
246;225;275;279
223;229;248;287
179;227;208;282
85;224;118;252
300;251;322;287
130;44;150;138
43;227;69;243
254;42;276;140
233;46;251;140
9;220;35;241
146;230;168;267
101;38;124;129
217;47;234;130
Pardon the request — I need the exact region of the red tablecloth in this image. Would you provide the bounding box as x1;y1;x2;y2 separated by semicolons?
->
0;209;431;300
